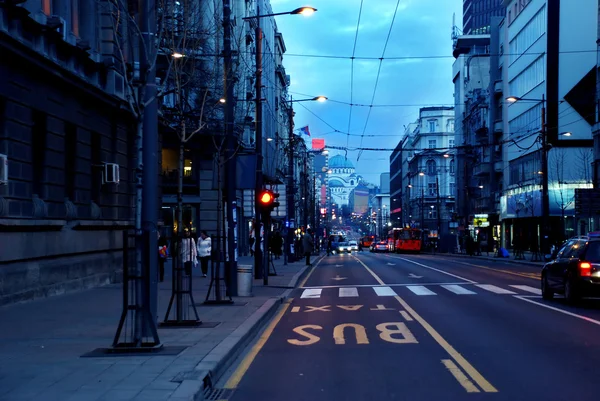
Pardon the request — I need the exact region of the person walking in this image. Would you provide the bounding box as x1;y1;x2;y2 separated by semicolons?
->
180;228;197;276
196;230;212;278
157;230;169;282
302;230;314;266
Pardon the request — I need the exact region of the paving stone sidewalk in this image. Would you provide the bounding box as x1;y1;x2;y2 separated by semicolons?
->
0;253;319;401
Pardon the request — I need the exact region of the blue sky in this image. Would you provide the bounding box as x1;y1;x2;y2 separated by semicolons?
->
271;0;462;186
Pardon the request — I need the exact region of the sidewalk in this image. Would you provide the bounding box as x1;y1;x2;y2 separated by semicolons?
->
0;253;321;401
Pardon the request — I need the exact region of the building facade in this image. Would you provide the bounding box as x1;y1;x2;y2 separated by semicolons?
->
463;0;506;35
403;107;456;248
328;155;361;209
0;0;137;304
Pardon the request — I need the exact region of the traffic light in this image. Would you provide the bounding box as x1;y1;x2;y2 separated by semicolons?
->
258;189;280;215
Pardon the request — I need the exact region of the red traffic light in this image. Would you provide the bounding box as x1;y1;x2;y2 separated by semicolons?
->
259;190;274;204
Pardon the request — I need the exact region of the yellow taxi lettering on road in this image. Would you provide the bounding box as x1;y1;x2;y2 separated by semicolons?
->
291;306;301;313
336;305;363;311
370;304;394;311
333;323;369;345
287;325;322;346
305;305;331;313
376;322;418;344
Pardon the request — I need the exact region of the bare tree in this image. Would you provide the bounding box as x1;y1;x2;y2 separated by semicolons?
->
551;148;575;239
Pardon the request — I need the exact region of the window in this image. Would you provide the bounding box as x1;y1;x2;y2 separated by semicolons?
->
90;132;102;201
428;139;436;149
509;6;546;63
428;120;436;132
508;56;545;100
509;103;542;136
427;159;437;175
450;159;455;174
428;208;437;219
449;139;455;148
32;110;47;197
428;183;437;196
447;120;455;132
450;182;456;196
64;122;77;200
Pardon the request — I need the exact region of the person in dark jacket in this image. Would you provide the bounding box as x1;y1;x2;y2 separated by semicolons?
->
302;230;314;266
158;231;169;282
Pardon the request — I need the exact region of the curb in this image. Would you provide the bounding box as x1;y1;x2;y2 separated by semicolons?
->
421;252;545;268
172;257;321;400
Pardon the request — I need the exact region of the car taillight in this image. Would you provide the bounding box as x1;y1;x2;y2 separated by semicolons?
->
579;261;592;277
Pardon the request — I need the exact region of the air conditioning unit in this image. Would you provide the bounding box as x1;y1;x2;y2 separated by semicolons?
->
103;163;120;184
0;154;7;185
47;15;67;41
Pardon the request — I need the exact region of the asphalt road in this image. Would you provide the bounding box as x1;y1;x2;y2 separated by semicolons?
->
219;251;600;401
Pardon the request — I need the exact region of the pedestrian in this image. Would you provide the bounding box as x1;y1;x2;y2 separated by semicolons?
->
196;230;211;277
158;230;169;282
302;230;314;266
180;228;197;276
273;231;283;259
327;237;333;256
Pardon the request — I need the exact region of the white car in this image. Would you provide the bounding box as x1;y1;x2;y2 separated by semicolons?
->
348;241;359;251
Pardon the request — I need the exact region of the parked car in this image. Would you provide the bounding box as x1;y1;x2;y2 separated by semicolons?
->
370;241;389;253
541;237;600;303
348;240;359;252
337;242;353;253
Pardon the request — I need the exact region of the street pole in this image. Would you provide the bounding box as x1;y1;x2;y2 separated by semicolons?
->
436;175;441;236
223;0;237;295
541;94;550;254
287;101;295;263
254;6;264;279
421;188;425;239
140;0;159;333
303;153;309;229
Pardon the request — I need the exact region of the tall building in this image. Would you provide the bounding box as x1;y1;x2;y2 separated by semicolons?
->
328;155;361;209
502;0;595;249
463;0;505;35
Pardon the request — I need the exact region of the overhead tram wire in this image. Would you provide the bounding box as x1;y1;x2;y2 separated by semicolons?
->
346;0;364;154
357;0;402;162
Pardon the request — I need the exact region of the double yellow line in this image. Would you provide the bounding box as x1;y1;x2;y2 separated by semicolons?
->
355;256;498;393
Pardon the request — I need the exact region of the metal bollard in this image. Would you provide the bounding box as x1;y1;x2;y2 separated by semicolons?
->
237;265;253;297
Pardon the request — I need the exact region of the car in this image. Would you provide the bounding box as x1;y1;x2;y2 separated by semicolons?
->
370;241;389;253
348;240;359;252
337;242;352;253
541;237;600;303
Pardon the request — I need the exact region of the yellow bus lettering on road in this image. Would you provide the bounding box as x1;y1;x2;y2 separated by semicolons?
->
376;322;418;344
305;305;331;313
333;323;369;345
287;325;322;346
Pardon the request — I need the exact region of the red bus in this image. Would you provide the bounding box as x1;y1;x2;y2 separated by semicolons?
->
359;235;376;250
388;228;422;253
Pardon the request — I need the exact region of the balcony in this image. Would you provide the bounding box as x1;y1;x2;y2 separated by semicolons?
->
473;163;491;176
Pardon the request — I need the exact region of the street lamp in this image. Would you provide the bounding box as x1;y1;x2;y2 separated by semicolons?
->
506;94;549;253
243;6;317;281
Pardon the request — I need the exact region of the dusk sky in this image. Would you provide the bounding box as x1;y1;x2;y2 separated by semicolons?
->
272;0;462;186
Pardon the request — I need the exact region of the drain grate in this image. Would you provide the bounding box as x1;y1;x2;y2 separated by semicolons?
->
204;387;235;401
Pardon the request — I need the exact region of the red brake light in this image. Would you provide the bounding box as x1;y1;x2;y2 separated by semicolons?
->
579;262;592;277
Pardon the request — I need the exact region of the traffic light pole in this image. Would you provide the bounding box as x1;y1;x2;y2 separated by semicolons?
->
254;7;264;280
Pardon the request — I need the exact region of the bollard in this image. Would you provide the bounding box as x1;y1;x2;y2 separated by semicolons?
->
237;265;253;297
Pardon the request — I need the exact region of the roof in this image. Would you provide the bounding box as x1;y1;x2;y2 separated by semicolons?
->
329;155;354;169
329;178;345;188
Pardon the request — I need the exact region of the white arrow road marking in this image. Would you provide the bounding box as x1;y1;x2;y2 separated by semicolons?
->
331;275;347;281
408;273;423;278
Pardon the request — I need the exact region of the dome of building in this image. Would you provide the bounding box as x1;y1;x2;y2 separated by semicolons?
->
329;155;354;169
329;178;345;187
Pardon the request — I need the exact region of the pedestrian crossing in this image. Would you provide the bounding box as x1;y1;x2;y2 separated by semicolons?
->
299;284;541;299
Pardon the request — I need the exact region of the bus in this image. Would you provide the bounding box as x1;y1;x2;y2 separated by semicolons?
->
359;235;376;250
388;228;422;253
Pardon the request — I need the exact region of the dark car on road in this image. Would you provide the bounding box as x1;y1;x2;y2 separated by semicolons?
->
542;237;600;303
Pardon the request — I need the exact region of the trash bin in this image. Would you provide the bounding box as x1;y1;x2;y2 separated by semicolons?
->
237;265;253;297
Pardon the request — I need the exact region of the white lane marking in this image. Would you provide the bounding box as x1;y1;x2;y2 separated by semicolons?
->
300;289;322;298
407;286;437;296
442;285;477;295
373;286;398;297
394;257;477;284
301;282;470;290
515;296;600;326
475;284;516;294
339;287;359;297
509;285;542;295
